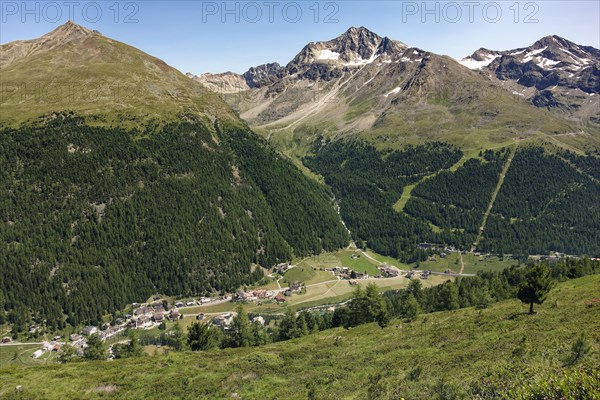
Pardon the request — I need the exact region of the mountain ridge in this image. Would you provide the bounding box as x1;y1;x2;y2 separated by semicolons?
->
460;35;599;123
0;21;239;129
192;27;596;157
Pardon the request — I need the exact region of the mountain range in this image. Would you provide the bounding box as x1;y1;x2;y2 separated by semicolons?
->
1;22;599;329
188;26;600;262
460;35;599;124
189;27;599;157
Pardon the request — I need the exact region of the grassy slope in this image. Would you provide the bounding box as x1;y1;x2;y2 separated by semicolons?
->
0;344;49;368
0;23;240;130
1;275;598;399
282;266;332;286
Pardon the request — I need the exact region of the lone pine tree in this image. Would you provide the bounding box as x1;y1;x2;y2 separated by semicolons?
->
517;264;553;314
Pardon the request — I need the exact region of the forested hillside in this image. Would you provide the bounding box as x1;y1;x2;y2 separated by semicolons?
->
405;150;507;236
0;116;348;329
306;139;600;261
480;147;600;255
304;140;465;261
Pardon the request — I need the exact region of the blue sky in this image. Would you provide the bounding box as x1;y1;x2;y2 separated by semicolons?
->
1;1;598;74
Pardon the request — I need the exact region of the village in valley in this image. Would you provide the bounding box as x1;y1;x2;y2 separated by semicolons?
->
1;244;579;364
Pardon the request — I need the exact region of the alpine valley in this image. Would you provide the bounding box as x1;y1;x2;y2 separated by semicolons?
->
0;22;349;327
192;26;600;260
1;22;599;400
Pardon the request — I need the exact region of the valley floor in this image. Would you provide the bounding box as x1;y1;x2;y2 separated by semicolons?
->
1;275;598;399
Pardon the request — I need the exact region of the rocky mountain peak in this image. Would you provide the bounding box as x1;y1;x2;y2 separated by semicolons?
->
461;35;599;72
459;48;501;69
459;34;599;122
0;20;101;68
470;48;499;60
43;20;97;42
375;36;406;56
286;26;406;71
533;35;574;50
335;26;382;56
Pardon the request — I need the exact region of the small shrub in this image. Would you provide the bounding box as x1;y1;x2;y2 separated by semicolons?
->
244;352;281;368
562;334;591;367
333;336;343;347
408;365;422;381
433;380;461;400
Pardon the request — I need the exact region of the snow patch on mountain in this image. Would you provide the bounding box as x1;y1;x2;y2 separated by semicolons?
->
522;47;547;63
385;87;401;97
459;53;499;70
535;58;560;68
318;49;340;61
343;53;379;67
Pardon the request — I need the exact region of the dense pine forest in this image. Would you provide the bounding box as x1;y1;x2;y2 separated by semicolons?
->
304;140;465;261
305;140;600;261
0;116;348;329
480;147;600;255
3;119;599;331
405;150;507;236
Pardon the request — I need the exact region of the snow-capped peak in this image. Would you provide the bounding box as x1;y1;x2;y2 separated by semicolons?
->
459;35;599;72
287;26;407;69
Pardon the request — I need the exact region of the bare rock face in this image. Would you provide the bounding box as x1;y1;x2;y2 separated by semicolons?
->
189;72;251;93
243;63;285;88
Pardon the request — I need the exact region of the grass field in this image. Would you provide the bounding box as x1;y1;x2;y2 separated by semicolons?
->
417;252;515;274
250;279;280;291
292;248;385;276
0;344;55;369
363;250;411;270
337;251;380;275
1;275;597;399
187;302;237;315
142;345;171;356
176;317;206;333
392;183;417;212
282;265;333;286
292;253;341;270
